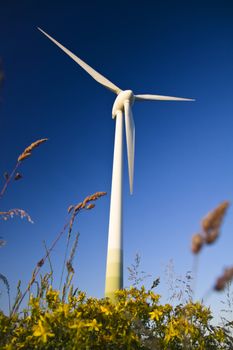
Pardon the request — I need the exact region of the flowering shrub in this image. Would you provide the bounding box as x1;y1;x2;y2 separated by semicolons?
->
1;285;232;349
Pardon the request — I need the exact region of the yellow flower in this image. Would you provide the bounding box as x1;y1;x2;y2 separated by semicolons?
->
56;303;70;317
149;291;160;303
46;287;60;306
149;309;163;321
70;318;101;333
70;320;85;331
100;305;111;315
164;320;180;343
29;295;40;309
4;345;14;350
215;328;226;342
77;292;86;302
33;316;54;343
85;319;101;331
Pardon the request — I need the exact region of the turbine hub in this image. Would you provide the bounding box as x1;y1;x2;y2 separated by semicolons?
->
112;90;134;118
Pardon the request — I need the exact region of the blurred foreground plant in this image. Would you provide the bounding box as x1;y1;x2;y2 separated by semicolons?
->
190;202;233;301
191;201;229;255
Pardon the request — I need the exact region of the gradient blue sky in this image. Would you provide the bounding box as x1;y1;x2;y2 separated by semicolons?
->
1;0;233;320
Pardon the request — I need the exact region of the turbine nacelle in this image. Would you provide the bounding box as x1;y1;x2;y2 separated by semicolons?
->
112;90;135;118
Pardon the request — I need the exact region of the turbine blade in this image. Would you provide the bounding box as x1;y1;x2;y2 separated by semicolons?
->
38;27;122;94
124;101;135;195
135;94;195;101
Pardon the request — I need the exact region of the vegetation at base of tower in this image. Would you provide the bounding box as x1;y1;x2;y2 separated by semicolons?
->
0;285;226;349
0;284;233;349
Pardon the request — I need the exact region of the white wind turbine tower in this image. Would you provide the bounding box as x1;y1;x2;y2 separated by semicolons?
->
38;28;194;300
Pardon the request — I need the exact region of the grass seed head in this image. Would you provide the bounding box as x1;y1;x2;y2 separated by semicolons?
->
205;228;219;244
0;209;33;223
67;205;74;214
74;203;83;213
214;267;233;291
86;203;95;210
37;259;44;268
0;238;6;247
201;201;229;234
18;152;32;162
24;138;48;153
66;261;75;274
14;173;23;181
191;233;204;254
77;192;106;210
18;138;48;162
3;172;9;180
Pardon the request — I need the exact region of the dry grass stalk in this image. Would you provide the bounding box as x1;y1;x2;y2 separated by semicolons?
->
1;138;47;314
67;192;106;219
60;192;107;288
63;233;80;302
12;191;106;315
14;173;22;181
0;273;10;294
11;280;22;316
127;253;151;287
191;233;204;254
3;172;9;180
80;191;107;209
0;209;33;223
191;201;230;255
68;233;79;267
201;201;229;244
67;191;106;240
1;138;48;199
43;240;54;286
86;203;95;210
214;267;233;291
18;138;48;162
67;205;74;214
74;203;82;213
0;163;20;199
37;258;45;268
0;273;11;313
66;261;75;274
0;237;6;247
0;58;4;89
0;239;6;247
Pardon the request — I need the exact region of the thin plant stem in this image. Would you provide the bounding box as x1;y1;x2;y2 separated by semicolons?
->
202;287;213;304
0;273;11;315
191;255;199;300
59;214;77;290
11;218;70;315
43;240;54;285
10;191;106;315
0;162;20;199
7;287;11;316
59;227;72;290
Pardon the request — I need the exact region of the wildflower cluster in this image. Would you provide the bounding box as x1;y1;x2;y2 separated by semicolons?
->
0;286;232;349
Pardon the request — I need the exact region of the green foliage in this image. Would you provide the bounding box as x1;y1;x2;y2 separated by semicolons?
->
0;284;232;349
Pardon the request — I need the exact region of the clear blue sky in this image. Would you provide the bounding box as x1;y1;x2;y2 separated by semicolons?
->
1;0;233;321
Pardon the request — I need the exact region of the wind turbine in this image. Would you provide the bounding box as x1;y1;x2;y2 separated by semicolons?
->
38;28;194;300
